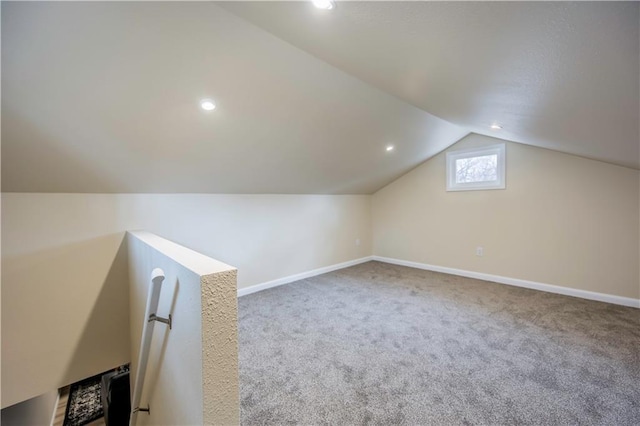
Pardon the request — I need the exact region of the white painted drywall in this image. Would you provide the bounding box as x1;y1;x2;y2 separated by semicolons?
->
128;231;238;425
373;133;640;300
223;1;640;169
2;1;467;194
1;193;371;407
0;390;58;426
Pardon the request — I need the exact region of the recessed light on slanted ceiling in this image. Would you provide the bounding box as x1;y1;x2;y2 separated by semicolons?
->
386;145;395;152
490;124;502;130
312;0;335;10
200;99;216;111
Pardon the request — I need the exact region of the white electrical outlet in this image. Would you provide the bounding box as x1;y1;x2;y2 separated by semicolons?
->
476;246;484;256
355;238;361;246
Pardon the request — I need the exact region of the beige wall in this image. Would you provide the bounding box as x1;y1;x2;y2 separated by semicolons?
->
373;133;640;300
1;390;58;426
1;193;371;407
128;232;238;425
122;194;372;288
1;217;130;408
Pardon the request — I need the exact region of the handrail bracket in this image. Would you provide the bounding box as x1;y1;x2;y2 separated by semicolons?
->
148;313;172;330
133;405;150;415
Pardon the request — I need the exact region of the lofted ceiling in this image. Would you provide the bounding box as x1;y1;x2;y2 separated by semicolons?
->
1;1;466;194
2;2;638;195
222;1;640;170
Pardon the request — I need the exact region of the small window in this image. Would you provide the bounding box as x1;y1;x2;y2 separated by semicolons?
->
446;143;505;191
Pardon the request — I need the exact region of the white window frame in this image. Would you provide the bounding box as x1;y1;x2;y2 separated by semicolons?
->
446;143;506;191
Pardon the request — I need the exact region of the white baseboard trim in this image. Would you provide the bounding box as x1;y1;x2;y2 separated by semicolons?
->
237;256;374;297
50;390;61;426
372;256;640;309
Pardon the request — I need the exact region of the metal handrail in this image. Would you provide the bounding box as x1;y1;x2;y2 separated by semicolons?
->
129;268;172;425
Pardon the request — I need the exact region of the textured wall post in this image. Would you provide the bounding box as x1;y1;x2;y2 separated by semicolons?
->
202;270;240;425
128;231;239;425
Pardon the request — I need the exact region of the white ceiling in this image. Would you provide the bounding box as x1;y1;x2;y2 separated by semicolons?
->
1;1;466;194
2;2;638;194
222;1;639;169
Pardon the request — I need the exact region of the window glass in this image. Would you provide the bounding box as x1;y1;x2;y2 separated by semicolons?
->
446;144;505;191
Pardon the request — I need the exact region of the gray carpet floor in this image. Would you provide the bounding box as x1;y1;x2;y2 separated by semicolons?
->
238;261;640;425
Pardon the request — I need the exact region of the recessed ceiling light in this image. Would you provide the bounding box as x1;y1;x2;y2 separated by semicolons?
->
386;145;395;152
200;99;216;111
490;124;502;130
312;0;335;10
